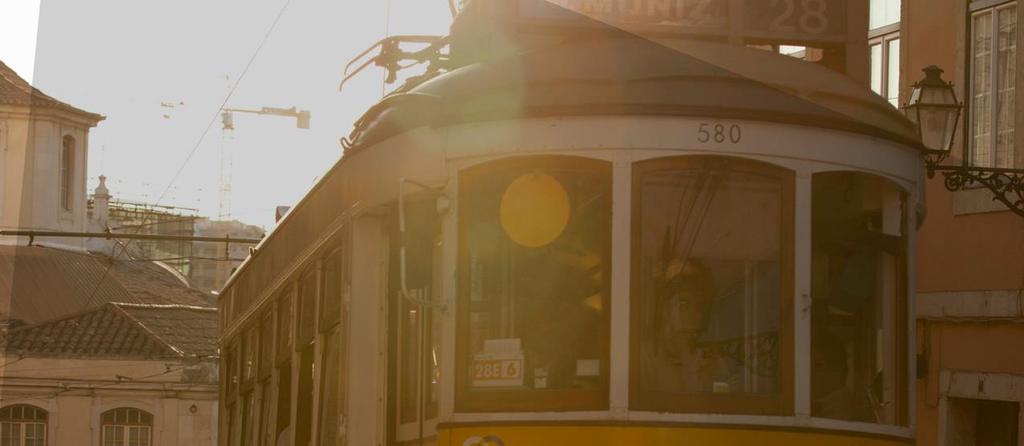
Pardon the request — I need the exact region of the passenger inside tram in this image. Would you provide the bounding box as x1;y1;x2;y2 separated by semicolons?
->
811;172;906;426
636;158;784;405
651;258;731;393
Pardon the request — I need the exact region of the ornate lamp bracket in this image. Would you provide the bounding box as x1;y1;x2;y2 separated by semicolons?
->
905;65;1024;219
925;154;1024;219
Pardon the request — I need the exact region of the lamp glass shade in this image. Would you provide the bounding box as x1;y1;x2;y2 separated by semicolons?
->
904;66;961;153
913;105;960;153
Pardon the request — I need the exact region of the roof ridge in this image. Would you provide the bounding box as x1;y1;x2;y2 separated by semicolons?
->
4;302;116;335
0;59;105;121
101;258;145;307
0;61;36;95
110;304;184;358
113;302;215;312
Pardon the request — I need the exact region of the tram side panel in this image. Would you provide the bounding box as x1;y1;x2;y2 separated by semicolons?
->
346;216;390;446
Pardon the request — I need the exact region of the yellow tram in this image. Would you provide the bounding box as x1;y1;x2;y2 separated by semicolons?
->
218;1;923;445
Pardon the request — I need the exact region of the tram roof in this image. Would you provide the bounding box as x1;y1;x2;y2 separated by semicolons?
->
347;35;923;151
220;33;924;327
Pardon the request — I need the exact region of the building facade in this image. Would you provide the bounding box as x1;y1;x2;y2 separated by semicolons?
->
191;219;264;293
0;303;219;446
877;0;1024;443
0;61;104;250
0;58;221;445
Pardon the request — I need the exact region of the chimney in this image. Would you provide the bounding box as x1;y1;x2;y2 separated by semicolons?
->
94;175;111;226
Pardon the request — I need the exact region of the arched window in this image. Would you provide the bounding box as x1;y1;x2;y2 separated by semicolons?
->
0;404;47;446
59;135;75;211
100;408;153;446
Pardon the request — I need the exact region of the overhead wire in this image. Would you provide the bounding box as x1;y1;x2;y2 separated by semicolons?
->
382;0;393;98
71;0;297;314
123;256;250;263
0;365;193;405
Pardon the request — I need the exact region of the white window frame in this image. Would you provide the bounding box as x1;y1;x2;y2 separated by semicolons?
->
868;0;901;108
969;0;1018;168
870;32;902;107
100;408;153;446
101;425;151;446
870;0;902;30
0;421;46;446
0;405;48;446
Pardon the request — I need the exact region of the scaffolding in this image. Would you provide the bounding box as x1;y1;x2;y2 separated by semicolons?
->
89;198;200;277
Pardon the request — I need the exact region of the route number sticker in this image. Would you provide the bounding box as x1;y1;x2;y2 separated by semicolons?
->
471;357;524;388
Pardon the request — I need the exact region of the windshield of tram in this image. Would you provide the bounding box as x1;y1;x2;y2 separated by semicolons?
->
458;157;611;411
632;157;792;414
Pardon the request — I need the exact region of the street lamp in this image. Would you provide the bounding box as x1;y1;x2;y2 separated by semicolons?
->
903;66;961;158
904;65;1024;218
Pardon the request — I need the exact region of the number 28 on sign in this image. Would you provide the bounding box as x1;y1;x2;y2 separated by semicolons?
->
471;357;525;388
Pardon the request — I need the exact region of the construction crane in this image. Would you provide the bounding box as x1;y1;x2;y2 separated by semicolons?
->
220;106;311;130
218;106;311;219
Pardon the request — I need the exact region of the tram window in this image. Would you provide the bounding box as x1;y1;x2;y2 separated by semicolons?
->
241;391;256;446
389;197;442;440
275;361;292;443
320;247;344;331
631;157;794;415
811;172;908;426
220;289;233;331
457;156;611;412
277;288;294;363
259;312;274;379
297;270;318;348
318;327;346;446
257;378;274;446
295;346;315;446
226;403;239;446
399;294;441;423
225;342;240;403
243;325;258;385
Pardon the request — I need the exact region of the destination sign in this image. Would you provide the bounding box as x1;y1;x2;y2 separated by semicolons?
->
520;0;850;44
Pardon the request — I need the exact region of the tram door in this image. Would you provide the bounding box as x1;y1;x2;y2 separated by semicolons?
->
387;199;442;445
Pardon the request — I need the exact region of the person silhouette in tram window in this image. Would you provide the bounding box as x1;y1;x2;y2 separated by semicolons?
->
652;259;730;393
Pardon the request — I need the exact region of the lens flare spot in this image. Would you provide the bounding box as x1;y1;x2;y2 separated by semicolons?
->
499;172;570;248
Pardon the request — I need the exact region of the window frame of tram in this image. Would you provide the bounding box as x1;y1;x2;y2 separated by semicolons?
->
224;339;241;445
388;196;443;441
318;241;350;446
455;156;612;413
387;197;444;441
257;310;275;446
810;172;909;427
274;286;295;445
629;156;795;415
294;267;319;446
240;324;259;445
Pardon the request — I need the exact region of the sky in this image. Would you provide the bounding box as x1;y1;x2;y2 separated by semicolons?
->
0;0;41;81
19;0;452;229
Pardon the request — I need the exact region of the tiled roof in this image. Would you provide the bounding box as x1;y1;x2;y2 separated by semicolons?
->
0;245;214;326
0;60;103;121
116;303;219;358
3;303;218;359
